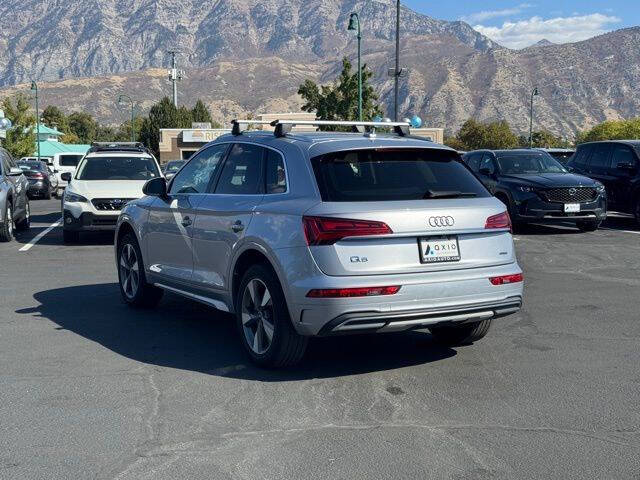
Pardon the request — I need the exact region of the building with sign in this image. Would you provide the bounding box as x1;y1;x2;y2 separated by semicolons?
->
158;113;444;163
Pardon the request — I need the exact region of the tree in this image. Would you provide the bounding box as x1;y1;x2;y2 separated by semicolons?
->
191;100;212;124
526;130;572;148
1;94;36;158
576;118;640;144
42;105;68;133
298;57;382;127
67;112;99;144
139;97;193;156
454;119;519;150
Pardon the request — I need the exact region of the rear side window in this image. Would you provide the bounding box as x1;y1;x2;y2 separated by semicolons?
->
611;145;636;168
311;149;490;202
265;149;286;194
59;154;82;167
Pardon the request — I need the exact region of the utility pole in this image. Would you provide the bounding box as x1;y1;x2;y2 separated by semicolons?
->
30;81;40;162
529;87;539;148
167;50;184;107
394;0;400;121
348;13;363;121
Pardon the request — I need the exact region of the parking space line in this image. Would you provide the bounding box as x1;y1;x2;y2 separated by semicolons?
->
19;218;62;252
600;227;640;235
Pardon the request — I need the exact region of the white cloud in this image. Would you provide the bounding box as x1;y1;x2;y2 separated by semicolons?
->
461;3;534;23
474;13;621;49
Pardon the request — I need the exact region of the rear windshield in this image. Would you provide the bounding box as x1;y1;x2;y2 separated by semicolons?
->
311;149;490;202
17;161;45;171
59;154;83;167
76;156;160;181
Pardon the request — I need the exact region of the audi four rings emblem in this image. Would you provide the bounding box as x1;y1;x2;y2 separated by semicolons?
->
428;216;455;227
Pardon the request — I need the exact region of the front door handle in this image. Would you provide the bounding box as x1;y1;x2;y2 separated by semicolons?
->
181;216;192;227
231;220;244;232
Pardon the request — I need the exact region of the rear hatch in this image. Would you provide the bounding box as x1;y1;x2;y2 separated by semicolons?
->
306;147;514;276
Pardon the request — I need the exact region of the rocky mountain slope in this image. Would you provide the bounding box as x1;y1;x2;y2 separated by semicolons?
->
0;0;638;137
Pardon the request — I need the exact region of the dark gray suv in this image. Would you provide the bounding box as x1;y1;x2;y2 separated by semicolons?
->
0;147;31;241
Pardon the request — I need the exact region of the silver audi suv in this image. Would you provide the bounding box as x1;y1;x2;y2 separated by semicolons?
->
115;120;524;367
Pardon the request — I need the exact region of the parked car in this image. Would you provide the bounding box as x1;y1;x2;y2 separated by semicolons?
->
115;120;524;368
1;147;31;241
61;142;162;243
51;152;85;195
162;160;186;180
462;149;606;231
567;140;640;224
20;156;53;165
537;148;575;164
16;159;58;199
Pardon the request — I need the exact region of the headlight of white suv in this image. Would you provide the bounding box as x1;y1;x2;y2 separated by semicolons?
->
64;191;88;203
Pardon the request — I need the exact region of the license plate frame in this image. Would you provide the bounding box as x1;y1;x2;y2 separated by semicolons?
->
564;203;581;213
418;235;461;264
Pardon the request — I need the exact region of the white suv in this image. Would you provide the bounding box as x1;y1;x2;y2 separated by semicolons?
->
62;143;162;243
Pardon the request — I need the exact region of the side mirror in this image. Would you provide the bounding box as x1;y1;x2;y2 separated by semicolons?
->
143;177;167;197
61;172;72;182
9;167;23;176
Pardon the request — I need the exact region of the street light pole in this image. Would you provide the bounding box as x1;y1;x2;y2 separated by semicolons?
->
348;13;363;121
529;87;539;148
394;0;400;121
118;94;135;142
30;81;40;162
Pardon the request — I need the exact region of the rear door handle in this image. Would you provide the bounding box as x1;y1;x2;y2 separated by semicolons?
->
181;216;192;227
231;220;244;232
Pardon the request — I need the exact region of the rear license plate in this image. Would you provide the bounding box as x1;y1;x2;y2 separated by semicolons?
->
419;236;461;264
564;203;580;213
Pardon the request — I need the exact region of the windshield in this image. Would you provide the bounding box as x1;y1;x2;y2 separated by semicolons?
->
76;156;160;180
165;161;185;173
496;153;567;174
59;154;83;167
311;148;489;202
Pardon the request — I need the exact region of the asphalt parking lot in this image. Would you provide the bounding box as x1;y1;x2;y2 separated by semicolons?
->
1;198;639;479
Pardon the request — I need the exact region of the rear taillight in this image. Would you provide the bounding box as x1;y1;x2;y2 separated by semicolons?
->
31;172;45;179
306;286;401;298
485;211;512;232
302;216;393;246
489;273;523;285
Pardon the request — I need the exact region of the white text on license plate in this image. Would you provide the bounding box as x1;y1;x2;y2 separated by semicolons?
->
419;236;461;264
564;203;580;213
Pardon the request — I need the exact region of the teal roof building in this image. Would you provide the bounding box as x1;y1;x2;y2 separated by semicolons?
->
30;125;90;157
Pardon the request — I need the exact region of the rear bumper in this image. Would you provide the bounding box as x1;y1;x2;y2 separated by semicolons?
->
27;182;49;196
318;296;522;335
63;209;118;231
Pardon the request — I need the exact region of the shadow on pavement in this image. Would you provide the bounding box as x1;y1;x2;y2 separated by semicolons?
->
18;283;457;381
13;228;114;247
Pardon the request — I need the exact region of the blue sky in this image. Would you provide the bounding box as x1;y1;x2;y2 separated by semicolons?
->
404;1;639;48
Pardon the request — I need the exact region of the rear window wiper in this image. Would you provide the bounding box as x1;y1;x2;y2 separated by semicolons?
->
423;190;477;199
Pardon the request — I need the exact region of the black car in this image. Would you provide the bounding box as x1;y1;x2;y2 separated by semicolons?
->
462;149;606;231
567;140;640;224
16;160;57;199
537;148;575;165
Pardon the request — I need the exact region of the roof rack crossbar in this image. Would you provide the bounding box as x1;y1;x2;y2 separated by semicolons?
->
269;120;412;138
231;119;273;136
87;142;151;155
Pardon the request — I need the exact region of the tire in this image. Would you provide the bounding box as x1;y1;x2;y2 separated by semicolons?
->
235;264;307;368
117;233;164;308
496;193;523;233
44;188;51;200
15;201;30;231
576;220;601;232
0;203;14;242
429;319;493;346
63;229;80;243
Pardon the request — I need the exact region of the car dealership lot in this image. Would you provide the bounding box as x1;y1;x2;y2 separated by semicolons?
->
1;199;639;479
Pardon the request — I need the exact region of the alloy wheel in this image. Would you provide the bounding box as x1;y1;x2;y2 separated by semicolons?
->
241;278;275;355
7;206;13;238
119;243;140;299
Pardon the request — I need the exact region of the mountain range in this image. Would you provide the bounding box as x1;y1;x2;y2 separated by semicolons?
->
0;0;638;137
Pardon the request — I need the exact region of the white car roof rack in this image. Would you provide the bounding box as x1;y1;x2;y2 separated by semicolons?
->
231;120;274;136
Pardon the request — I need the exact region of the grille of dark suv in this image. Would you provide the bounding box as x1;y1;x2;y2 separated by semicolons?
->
92;198;136;211
538;188;597;204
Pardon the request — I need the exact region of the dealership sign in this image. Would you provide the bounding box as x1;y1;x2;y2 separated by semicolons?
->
182;129;229;143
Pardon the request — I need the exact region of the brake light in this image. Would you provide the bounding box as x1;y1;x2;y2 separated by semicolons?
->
31;172;45;179
302;216;393;246
306;286;401;298
485;211;512;231
489;273;523;285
